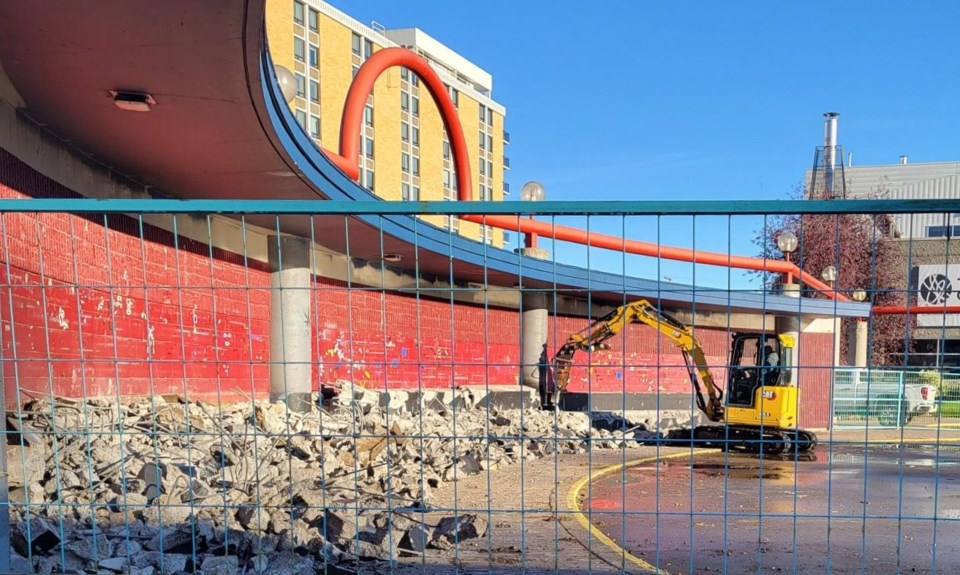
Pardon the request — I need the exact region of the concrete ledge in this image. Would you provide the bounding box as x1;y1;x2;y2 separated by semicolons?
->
560;392;695;413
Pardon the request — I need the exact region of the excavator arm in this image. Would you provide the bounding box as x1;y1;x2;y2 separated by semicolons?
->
552;300;725;422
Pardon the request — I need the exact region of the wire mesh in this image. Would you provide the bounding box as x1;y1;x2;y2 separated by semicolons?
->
0;199;958;574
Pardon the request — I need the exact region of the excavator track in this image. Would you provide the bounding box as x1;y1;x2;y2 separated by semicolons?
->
669;426;818;454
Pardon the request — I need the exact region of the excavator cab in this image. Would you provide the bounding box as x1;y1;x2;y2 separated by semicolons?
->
725;333;798;429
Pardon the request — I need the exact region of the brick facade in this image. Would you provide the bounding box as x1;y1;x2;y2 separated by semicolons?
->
0;149;833;427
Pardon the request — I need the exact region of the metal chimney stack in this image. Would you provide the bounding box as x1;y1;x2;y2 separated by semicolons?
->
823;112;839;197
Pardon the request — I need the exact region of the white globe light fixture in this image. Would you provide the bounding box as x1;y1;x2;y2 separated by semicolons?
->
776;231;798;256
519;181;546;203
821;265;837;283
852;289;868;302
519;181;546;249
275;65;298;104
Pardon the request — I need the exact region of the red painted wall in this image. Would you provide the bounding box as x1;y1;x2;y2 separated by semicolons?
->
0;150;834;427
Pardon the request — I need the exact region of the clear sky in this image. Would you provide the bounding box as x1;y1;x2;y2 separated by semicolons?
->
342;1;960;289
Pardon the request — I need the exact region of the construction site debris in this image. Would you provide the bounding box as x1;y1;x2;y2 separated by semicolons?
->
4;391;686;572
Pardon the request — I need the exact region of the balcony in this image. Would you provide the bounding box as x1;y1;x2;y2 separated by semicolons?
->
503;182;510;196
503;130;510;145
503;156;511;170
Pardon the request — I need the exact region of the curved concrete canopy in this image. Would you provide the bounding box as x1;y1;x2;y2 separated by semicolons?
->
0;0;867;318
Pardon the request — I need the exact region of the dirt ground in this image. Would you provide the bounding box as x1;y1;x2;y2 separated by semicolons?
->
386;429;960;575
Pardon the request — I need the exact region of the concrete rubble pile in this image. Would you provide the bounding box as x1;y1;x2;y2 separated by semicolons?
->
5;383;686;574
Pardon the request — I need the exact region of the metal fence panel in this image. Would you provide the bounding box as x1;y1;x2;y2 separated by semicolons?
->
0;199;958;574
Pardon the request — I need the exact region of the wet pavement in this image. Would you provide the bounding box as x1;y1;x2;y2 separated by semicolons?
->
581;444;960;574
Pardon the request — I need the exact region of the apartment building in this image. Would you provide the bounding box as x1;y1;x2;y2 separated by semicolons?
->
265;0;509;246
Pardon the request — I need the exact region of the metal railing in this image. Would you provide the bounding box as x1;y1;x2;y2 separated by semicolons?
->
1;198;959;574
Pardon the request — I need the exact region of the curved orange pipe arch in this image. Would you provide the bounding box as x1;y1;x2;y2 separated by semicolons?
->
321;47;473;202
322;47;849;303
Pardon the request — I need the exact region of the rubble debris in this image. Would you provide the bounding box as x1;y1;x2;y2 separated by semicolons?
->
4;390;681;568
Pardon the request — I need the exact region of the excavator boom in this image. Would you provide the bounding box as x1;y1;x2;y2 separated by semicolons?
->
552;300;725;422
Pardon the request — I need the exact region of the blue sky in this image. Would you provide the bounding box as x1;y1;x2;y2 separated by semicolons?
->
343;1;960;289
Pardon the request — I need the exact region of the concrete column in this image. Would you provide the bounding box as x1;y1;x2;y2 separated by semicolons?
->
268;235;313;412
519;247;549;389
847;320;869;367
775;283;801;384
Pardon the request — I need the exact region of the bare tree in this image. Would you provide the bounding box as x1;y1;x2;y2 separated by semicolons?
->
756;187;907;366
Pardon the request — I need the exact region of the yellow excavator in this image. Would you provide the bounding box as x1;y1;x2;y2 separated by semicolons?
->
551;299;817;454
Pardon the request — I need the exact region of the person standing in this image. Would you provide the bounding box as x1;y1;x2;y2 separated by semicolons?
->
538;343;556;409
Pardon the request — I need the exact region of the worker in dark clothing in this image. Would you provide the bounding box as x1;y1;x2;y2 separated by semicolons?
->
538;343;556;409
761;344;780;386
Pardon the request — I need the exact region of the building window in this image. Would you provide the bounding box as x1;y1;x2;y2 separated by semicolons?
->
293;1;304;24
487;160;493;176
352;65;359;78
443;170;451;188
364;137;374;159
295;109;307;130
401;92;409;111
309;79;319;103
401;67;409;81
479;130;486;150
308;9;318;31
486;107;493;125
309;45;318;67
402;152;410;173
412;96;419;116
479;184;487;201
294;38;305;61
479;161;486;176
412;126;419;146
401;122;409;142
479;105;486;122
443;140;450;159
309;115;320;138
295;73;305;97
364;105;374;127
411;74;419;87
448;86;458;106
352;33;361;55
402;184;419;202
364;169;374;190
487;134;493;151
927;225;960;238
364;39;373;59
412;157;420;176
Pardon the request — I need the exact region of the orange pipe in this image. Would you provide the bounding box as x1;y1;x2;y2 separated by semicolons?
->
321;47;473;201
462;214;849;302
873;305;960;315
324;48;848;302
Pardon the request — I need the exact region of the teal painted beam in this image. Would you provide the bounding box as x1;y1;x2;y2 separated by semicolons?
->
0;198;957;215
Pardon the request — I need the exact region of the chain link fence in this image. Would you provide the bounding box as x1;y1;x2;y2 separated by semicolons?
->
1;199;959;574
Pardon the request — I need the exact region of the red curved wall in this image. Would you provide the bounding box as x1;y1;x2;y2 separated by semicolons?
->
0;150;833;427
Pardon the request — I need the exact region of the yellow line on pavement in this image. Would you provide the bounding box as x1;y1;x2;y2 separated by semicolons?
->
566;449;710;575
854;436;960;443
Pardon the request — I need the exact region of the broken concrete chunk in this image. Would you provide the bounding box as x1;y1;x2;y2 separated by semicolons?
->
99;556;128;572
322;508;360;542
11;516;61;556
430;514;488;549
403;523;434;553
67;532;111;561
200;555;239;575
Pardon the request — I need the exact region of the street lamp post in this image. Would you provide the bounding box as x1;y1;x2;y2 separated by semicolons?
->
777;231;799;285
849;289;869;367
519;181;545;249
821;265;840;366
517;182;550;405
775;232;801;382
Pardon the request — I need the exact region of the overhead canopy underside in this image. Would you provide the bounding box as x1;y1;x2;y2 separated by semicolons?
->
0;0;868;318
